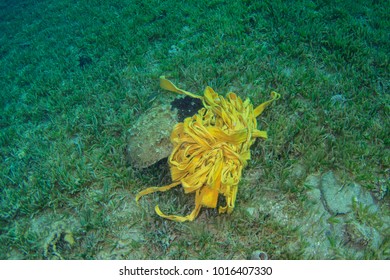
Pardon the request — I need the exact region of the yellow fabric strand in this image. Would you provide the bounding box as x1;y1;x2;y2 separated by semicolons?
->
135;76;279;222
135;181;181;202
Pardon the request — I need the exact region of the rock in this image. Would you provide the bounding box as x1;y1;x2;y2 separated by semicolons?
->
299;171;386;258
290;163;307;181
27;214;80;260
320;171;377;215
245;207;256;217
283;163;307;189
345;221;382;250
304;173;321;201
250;250;268;260
301;174;333;259
126;103;177;169
126;96;203;169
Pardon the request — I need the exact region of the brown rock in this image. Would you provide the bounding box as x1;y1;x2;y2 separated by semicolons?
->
126;104;178;169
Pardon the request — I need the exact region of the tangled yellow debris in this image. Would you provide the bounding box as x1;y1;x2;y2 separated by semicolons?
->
136;76;280;222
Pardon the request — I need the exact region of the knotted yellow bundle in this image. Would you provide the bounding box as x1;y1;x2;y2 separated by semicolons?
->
136;76;280;222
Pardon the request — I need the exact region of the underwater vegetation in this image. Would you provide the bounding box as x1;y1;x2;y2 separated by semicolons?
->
0;0;389;259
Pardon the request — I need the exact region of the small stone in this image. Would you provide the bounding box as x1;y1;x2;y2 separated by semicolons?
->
306;187;322;203
245;207;256;217
290;163;307;181
304;174;322;202
64;232;75;246
250;250;268;260
304;174;321;189
345;221;382;250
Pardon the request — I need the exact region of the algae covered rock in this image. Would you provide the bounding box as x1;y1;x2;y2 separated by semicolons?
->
321;171;377;215
126;96;203;169
126;103;178;169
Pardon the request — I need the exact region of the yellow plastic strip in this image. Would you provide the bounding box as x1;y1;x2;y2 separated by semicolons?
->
155;203;200;222
135;181;181;202
160;76;203;100
253;91;280;117
154;189;204;222
252;130;268;139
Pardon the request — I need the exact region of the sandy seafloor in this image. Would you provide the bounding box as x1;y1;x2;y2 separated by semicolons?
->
0;0;388;260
